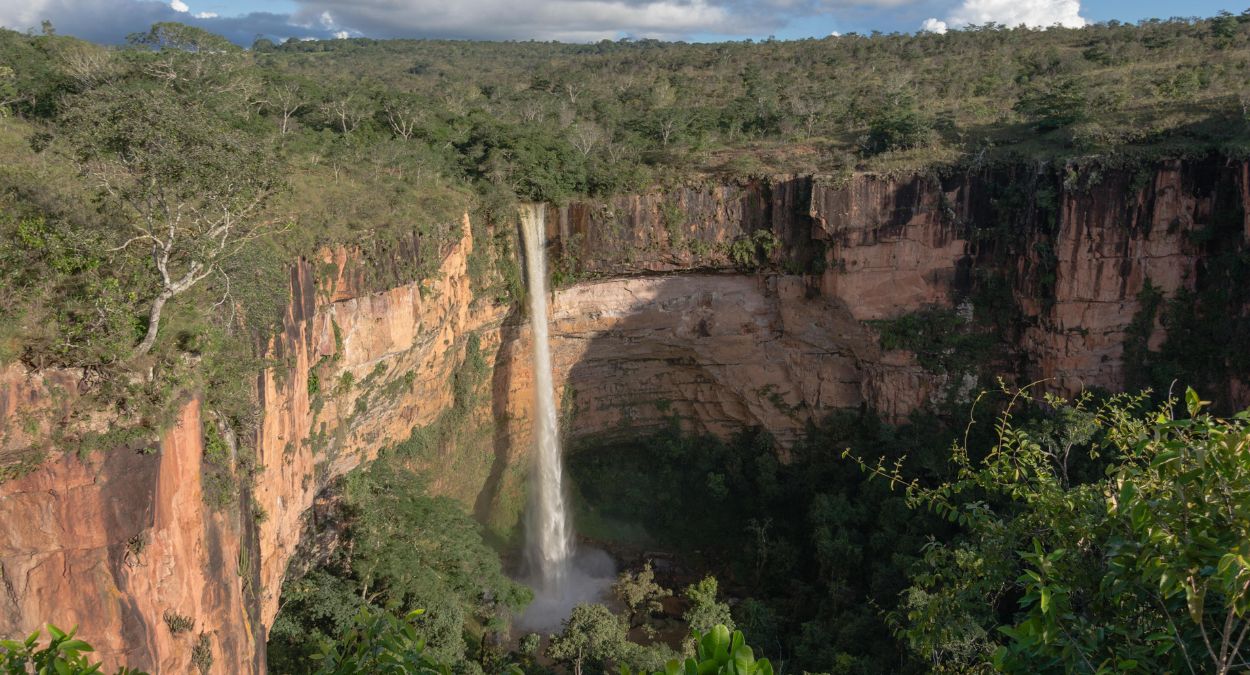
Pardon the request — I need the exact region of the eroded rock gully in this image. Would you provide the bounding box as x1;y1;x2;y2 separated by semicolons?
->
1;160;1247;673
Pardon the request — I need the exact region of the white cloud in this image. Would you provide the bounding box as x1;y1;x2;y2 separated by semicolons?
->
922;0;1085;33
950;0;1084;27
0;0;347;45
6;0;1082;46
333;30;350;38
290;0;748;41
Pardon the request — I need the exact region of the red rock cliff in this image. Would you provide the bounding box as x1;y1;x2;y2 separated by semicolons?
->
1;159;1247;673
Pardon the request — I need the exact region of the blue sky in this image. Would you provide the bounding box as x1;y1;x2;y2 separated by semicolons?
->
0;0;1243;46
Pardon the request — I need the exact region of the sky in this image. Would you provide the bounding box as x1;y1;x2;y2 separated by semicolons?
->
0;0;1243;46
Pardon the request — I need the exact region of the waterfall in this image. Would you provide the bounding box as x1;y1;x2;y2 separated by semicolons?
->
520;203;574;593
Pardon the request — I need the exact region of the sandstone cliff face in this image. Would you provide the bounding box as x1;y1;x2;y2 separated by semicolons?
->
1022;161;1219;394
0;398;262;673
515;274;872;447
250;217;523;636
1;160;1247;673
547;162;1249;406
0;218;524;673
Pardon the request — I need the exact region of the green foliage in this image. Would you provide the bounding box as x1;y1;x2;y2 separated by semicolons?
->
1016;77;1089;131
858;387;1250;673
268;456;529;674
728;229;780;271
311;608;452;675
622;625;773;675
547;603;627;675
58;75;283;355
201;419;237;512
613;562;672;629
570;405;997;673
864;98;932;155
570;422;779;550
683;578;734;635
126;22;240;53
1124;236;1250;408
0;624;148;675
518;633;540;656
467;188;524;303
869;306;993;375
0;210;143;368
190;633;212;675
162;610;194;635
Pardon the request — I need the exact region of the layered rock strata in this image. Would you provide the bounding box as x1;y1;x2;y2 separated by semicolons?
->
0;159;1247;672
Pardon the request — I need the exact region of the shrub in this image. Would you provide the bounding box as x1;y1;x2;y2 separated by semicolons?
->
163;610;195;635
1016;77;1089;131
622;625;773;675
312;608;450;675
0;624;147;675
864;99;932;154
190;633;212;675
857;388;1250;673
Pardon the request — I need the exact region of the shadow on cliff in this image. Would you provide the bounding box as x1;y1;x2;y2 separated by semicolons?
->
473;301;526;541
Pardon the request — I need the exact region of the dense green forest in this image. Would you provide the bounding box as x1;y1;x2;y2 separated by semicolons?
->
4;14;1250;411
2;13;1250;675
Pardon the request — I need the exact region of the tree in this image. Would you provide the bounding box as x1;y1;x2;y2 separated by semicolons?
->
683;577;735;635
125;22;239;54
546;604;627;675
271;81;304;135
59;84;282;356
569;121;605;157
1015;77;1088;131
381;93;423;141
1211;10;1239;47
864;96;931;154
271;458;532;669
613;562;672;629
321;93;369;134
654;109;688;147
858;388;1250;674
57;41;118;90
0;65;22;112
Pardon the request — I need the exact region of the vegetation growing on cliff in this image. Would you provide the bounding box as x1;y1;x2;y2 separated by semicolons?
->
870;306;993;375
1123;204;1250;410
268;456;531;674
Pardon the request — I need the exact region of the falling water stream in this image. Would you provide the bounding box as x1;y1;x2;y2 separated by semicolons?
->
520;203;574;591
517;204;614;632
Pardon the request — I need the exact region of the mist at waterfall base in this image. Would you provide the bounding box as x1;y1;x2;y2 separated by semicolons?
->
515;204;615;633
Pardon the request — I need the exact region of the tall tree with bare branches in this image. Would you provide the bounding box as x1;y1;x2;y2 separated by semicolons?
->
61;84;283;356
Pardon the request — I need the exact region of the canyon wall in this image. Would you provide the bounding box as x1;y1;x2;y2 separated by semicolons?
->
0;219;527;673
0;159;1247;672
0;397;263;673
547;160;1249;405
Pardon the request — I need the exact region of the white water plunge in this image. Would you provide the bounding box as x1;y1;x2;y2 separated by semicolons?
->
520;203;574;590
517;204;615;632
